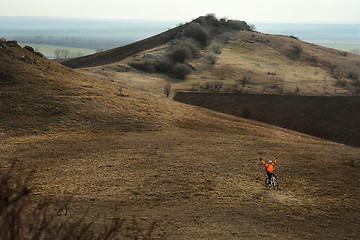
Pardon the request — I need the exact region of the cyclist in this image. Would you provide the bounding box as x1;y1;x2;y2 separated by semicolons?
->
260;157;278;186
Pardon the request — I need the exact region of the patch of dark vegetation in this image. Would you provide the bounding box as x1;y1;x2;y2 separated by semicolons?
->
129;59;191;80
0;170;156;240
308;56;318;66
202;81;223;92
289;35;299;40
174;92;360;147
0;71;16;86
340;51;348;57
170;63;191;79
169;43;195;63
267;71;277;75
291;44;303;57
348;71;359;81
205;52;218;65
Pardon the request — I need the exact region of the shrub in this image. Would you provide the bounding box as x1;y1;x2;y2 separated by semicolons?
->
216;32;234;44
130;59;172;74
183;23;209;47
170;63;191;79
153;60;173;73
225;20;250;30
164;82;172;97
348;71;359;80
237;76;250;89
211;43;223;54
308;56;318;66
213;82;223;92
205;82;211;89
205;53;218;65
193;13;220;28
292;44;303;55
182;39;201;58
289;35;299;40
169;46;192;63
248;24;256;31
129;60;151;72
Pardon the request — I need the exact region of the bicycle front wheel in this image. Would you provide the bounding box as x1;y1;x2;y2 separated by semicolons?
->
272;180;279;190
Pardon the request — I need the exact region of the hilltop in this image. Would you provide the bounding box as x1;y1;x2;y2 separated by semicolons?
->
58;15;251;69
58;15;360;97
1;18;360;239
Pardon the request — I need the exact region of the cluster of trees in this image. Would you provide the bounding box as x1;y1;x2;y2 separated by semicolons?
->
54;48;88;59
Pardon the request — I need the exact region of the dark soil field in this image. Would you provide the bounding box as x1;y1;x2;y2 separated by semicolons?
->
174;92;360;147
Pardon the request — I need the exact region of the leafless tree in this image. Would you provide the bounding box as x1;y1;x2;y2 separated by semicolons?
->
164;82;172;97
54;49;70;59
238;76;250;90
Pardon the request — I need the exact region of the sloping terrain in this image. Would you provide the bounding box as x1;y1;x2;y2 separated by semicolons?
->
1;37;360;239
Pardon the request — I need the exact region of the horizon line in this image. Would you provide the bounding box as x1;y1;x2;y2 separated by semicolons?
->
1;16;360;24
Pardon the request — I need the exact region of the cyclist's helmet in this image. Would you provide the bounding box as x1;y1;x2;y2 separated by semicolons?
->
268;160;273;164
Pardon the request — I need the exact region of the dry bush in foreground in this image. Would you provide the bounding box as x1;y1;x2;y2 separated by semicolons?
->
0;171;155;240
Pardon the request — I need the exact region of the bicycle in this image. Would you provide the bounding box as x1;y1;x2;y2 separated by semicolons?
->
265;174;279;190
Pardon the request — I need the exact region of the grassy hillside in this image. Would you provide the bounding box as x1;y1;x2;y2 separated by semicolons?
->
78;28;360;97
1;27;360;239
167;31;360;96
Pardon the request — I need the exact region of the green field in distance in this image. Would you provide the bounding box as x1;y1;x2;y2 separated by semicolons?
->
19;43;97;59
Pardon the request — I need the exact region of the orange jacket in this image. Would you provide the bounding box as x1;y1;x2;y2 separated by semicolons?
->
261;158;277;173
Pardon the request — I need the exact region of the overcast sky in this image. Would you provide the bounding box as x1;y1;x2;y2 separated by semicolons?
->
1;0;359;23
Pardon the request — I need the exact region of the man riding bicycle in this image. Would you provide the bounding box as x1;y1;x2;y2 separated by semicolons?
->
260;157;278;186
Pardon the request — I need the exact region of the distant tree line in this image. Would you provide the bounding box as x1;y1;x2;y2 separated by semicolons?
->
54;49;85;59
54;48;103;59
13;35;124;50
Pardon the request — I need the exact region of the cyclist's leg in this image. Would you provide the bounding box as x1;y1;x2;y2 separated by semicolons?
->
267;172;272;185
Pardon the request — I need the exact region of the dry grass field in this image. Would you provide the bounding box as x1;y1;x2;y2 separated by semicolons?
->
1;22;360;239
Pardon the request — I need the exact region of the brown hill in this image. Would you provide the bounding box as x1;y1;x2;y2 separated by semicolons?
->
1;31;360;239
